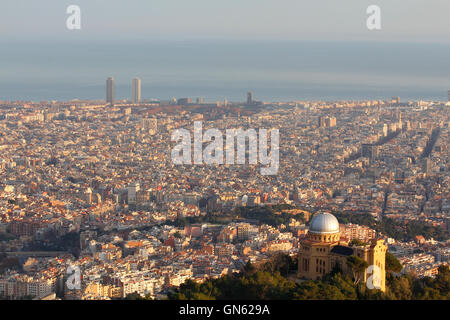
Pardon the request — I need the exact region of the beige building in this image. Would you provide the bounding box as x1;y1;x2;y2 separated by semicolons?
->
339;223;377;242
298;212;387;292
83;282;121;299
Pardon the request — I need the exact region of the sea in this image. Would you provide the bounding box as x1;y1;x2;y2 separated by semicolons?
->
0;40;449;102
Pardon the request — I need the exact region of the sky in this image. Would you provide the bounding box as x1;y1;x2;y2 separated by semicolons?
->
0;1;449;101
1;0;450;43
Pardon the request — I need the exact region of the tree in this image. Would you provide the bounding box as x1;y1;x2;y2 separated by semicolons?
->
168;259;448;300
125;292;145;300
412;265;450;300
386;252;402;273
386;273;413;300
434;265;450;295
260;253;294;277
346;256;369;286
243;260;256;275
348;239;368;247
173;231;182;239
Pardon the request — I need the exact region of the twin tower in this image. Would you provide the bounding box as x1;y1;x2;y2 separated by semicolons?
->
106;77;141;105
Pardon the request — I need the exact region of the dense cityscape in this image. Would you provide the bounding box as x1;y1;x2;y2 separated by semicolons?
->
0;78;448;300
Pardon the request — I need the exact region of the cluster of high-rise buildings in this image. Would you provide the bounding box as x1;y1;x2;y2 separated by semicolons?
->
106;77;141;105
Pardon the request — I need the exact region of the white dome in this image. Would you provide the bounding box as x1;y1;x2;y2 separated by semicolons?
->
309;212;340;234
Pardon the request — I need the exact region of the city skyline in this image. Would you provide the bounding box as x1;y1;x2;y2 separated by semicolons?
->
0;96;448;302
0;1;449;306
98;76;450;105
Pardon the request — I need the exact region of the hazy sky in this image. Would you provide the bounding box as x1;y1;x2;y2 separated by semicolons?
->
1;0;450;43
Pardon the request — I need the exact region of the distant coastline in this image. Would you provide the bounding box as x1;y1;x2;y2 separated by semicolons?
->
1;40;449;102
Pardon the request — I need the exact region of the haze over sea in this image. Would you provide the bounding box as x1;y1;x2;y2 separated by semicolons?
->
1;40;449;102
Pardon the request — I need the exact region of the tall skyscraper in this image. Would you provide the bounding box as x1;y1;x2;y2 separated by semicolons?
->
448;90;450;102
132;78;141;103
106;77;114;105
247;92;254;105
